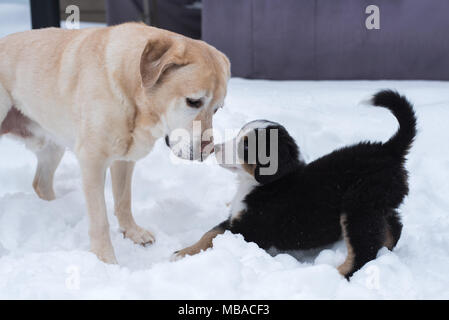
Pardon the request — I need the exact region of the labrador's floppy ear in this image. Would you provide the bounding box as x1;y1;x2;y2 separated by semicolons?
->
254;126;301;185
140;37;187;89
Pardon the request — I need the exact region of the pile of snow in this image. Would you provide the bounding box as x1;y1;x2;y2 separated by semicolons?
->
1;0;449;300
1;79;449;299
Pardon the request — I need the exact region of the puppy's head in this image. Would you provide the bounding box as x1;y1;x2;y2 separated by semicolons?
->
139;34;230;161
215;120;302;184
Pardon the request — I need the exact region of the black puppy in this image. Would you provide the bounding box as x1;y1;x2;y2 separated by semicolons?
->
174;90;416;279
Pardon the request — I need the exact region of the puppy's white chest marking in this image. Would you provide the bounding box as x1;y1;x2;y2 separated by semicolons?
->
230;175;258;222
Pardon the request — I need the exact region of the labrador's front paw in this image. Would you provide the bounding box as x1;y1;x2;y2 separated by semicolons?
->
122;224;155;246
96;250;118;264
33;180;56;201
91;241;118;264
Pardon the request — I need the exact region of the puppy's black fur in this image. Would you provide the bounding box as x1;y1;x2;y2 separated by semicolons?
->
217;90;416;278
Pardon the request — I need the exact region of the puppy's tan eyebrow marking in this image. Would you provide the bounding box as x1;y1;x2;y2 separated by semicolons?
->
242;162;256;177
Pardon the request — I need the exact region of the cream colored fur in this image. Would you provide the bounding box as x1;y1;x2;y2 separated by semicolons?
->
0;23;230;263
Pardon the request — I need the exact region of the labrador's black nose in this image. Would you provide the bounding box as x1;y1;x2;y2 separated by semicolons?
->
201;140;214;154
165;135;170;147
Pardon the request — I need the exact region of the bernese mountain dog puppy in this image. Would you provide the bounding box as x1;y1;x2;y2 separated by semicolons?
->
174;90;417;279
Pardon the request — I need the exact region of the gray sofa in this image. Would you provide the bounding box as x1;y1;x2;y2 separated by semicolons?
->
202;0;449;80
106;0;202;39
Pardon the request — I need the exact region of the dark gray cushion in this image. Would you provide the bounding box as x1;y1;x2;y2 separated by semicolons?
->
202;0;449;80
106;0;201;39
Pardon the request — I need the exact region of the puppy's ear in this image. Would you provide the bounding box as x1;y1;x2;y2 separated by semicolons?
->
140;37;187;89
254;126;300;185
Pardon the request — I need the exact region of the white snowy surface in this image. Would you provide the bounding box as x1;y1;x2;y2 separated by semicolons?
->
0;0;30;37
1;79;449;299
1;1;449;300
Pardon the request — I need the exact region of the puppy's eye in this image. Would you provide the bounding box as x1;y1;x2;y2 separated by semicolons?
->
186;98;203;108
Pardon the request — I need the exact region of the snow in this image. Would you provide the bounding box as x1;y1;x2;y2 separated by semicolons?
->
1;1;449;300
0;0;30;37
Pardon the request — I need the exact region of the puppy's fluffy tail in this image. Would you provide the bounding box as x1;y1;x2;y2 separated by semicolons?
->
371;90;417;157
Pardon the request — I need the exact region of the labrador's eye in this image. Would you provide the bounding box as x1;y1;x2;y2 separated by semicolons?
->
186;98;203;108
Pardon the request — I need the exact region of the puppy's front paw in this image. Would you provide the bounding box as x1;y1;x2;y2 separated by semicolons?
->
122;224;155;246
170;246;201;262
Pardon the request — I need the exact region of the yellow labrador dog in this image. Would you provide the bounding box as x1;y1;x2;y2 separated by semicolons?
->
0;23;230;263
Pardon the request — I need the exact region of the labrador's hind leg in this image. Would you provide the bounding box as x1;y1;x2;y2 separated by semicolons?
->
0;82;12;129
28;139;65;201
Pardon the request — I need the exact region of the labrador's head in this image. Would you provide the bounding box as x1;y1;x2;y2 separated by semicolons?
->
139;33;230;161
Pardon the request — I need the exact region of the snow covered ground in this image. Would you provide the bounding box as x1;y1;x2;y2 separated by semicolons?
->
1;1;449;300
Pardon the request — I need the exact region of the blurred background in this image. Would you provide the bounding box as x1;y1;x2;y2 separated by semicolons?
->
0;0;448;80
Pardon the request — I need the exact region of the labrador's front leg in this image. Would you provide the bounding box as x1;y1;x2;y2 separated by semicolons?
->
78;152;117;264
111;160;155;245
